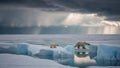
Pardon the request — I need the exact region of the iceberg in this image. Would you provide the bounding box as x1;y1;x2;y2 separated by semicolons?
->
64;45;75;54
0;43;74;57
0;43;29;55
28;44;75;66
0;43;18;54
17;43;28;55
88;45;97;59
96;45;120;60
53;47;74;66
35;49;54;59
93;45;120;66
0;43;75;67
1;43;120;62
33;46;73;59
28;43;50;55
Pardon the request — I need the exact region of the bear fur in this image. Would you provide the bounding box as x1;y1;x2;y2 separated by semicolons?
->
75;42;90;49
50;43;59;48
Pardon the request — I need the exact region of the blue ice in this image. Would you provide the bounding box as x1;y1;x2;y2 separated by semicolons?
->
64;45;75;54
17;43;28;55
0;43;120;61
88;45;97;59
96;45;120;60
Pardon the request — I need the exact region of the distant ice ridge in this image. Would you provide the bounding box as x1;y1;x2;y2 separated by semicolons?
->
0;54;77;68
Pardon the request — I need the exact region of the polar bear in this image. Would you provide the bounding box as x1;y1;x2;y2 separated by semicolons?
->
50;43;59;48
75;42;90;49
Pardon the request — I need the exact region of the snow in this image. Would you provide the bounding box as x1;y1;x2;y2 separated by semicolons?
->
0;54;77;68
87;66;120;68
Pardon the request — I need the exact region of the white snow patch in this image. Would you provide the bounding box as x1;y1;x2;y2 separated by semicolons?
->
87;66;120;68
0;54;77;68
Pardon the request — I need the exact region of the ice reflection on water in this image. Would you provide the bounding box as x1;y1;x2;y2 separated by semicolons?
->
74;52;96;67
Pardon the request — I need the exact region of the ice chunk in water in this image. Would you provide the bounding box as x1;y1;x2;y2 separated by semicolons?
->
17;43;28;55
35;49;54;59
0;43;30;55
88;45;97;59
64;45;75;54
34;46;73;60
96;45;120;60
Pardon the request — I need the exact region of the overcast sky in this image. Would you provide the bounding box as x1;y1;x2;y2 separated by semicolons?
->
0;0;120;34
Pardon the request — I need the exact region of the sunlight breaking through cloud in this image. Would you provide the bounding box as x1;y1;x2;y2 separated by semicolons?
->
0;6;120;34
62;13;120;27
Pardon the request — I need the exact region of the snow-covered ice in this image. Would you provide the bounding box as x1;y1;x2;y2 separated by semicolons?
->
0;43;74;63
87;66;120;68
0;43;74;56
0;43;75;66
0;54;77;68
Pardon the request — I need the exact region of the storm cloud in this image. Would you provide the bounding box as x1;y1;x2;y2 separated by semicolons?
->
0;0;120;21
0;0;120;34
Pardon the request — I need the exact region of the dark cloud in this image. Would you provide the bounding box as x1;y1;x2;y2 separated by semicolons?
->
0;8;40;27
0;0;120;21
0;7;69;27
